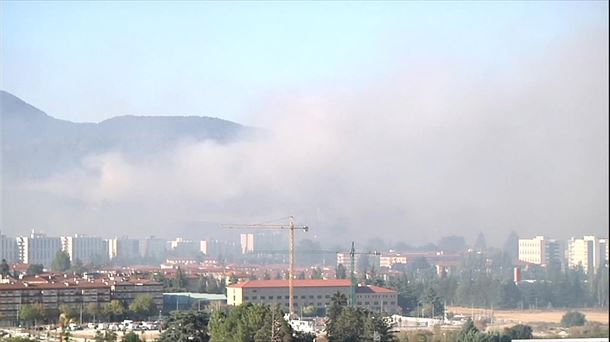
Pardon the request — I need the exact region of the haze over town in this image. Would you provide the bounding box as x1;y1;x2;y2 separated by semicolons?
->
1;2;608;247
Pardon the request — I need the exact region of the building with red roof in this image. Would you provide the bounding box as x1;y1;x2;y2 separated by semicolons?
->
227;279;399;314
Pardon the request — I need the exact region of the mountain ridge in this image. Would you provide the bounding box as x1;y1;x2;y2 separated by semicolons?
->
0;90;254;179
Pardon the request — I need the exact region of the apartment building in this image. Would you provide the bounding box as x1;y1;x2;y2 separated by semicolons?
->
567;236;609;273
227;279;399;314
0;232;18;263
107;238;140;261
0;275;162;323
518;236;561;266
61;235;107;264
380;254;408;269
16;232;62;267
240;234;255;254
139;237;167;260
169;238;206;256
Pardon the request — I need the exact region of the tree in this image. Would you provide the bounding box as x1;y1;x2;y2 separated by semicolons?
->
121;332;144;342
0;258;10;276
209;303;292;342
298;271;306;280
437;236;467;253
311;267;322;279
474;233;487;251
456;319;480;342
52;251;71;272
561;311;586;327
26;264;44;276
95;330;118;342
86;302;100;322
336;264;347;279
504;324;533;339
158;311;209;342
19;303;44;327
173;267;187;289
129;295;157;320
502;231;519;261
102;300;125;322
326;292;394;342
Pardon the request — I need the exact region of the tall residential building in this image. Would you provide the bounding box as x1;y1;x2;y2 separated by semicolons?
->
16;231;62;267
107;237;140;261
518;236;560;266
61;234;107;264
169;238;205;256
140;236;167;260
0;232;18;263
567;236;608;273
240;234;255;254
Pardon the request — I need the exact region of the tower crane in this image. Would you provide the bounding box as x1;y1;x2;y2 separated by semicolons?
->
221;216;309;316
344;242;381;308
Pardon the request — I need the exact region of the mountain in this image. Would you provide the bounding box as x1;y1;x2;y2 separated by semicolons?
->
0;90;253;180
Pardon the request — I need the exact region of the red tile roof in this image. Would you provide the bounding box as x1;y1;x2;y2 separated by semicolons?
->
229;279;352;289
357;285;397;294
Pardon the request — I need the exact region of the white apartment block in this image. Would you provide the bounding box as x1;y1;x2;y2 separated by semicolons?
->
16;232;62;267
240;234;255;254
567;236;609;273
0;232;18;263
61;235;106;264
107;238;140;260
518;236;560;266
139;237;167;260
227;279;400;314
380;254;408;268
169;238;206;255
336;252;361;267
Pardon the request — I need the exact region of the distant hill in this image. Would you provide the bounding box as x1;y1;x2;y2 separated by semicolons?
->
0;90;253;179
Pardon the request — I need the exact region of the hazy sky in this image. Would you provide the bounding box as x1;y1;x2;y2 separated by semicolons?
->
1;1;606;125
1;2;608;246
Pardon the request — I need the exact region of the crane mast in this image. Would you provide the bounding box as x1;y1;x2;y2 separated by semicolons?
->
222;216;308;316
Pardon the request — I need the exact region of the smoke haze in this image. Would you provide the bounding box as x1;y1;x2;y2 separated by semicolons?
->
2;24;608;247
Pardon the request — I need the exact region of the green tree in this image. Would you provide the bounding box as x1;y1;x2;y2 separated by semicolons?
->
52;250;71;272
86;302;100;322
158;311;209;342
173;267;187;289
311;267;322;280
95;330;118;342
102;300;125;322
26;264;44;276
0;258;10;276
561;311;586;327
19;303;44;327
129;295;157;320
336;264;347;279
504;324;533;339
121;332;144;342
456;319;480;342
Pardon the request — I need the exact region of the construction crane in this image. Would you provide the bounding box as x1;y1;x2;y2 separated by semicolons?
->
221;216;309;316
344;242;381;308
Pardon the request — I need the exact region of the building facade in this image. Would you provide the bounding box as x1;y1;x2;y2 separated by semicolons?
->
518;236;560;266
0;275;162;323
0;232;17;264
567;236;609;273
227;279;399;314
16;232;62;267
61;235;107;264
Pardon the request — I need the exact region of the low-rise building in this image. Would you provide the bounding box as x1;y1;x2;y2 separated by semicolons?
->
227;279;399;314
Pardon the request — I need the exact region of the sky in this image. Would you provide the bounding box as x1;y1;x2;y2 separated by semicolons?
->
1;1;606;125
1;1;608;246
